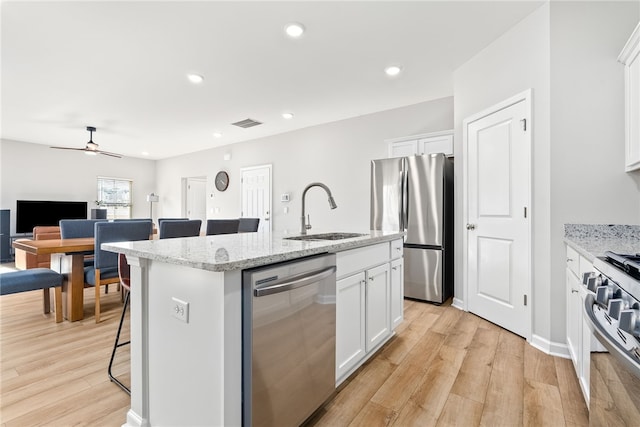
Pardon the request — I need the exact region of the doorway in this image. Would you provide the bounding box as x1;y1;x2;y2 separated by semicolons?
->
184;177;207;226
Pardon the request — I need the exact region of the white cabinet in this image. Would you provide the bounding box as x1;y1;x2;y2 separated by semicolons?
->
335;240;403;384
336;272;366;378
390;258;404;330
365;263;391;352
565;244;594;405
619;22;640;172
387;130;453;158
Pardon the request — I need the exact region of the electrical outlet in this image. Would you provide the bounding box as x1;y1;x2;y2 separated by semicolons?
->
171;297;189;323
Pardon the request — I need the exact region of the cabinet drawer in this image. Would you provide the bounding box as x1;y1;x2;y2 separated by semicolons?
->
390;239;403;259
337;243;389;280
566;245;579;277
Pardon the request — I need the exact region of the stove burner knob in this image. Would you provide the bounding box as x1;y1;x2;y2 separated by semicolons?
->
619;309;640;335
608;299;628;320
596;285;615;307
582;272;594;286
585;274;603;293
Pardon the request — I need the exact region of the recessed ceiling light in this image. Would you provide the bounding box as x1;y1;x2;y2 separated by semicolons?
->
384;65;402;77
141;151;149;156
284;23;305;38
282;112;294;119
187;73;204;84
213;132;222;138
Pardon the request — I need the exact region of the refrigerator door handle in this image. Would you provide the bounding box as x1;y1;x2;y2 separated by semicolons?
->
402;169;409;232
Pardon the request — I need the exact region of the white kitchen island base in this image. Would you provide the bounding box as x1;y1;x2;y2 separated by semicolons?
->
124;257;242;427
104;230;404;427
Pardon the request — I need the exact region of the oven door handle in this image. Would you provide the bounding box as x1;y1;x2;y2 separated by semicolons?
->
583;294;640;379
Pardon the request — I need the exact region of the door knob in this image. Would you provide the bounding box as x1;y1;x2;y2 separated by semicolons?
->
466;224;476;230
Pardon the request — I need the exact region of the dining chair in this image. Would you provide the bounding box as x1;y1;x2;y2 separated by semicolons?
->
206;219;240;235
159;219;202;239
158;217;188;224
88;220;152;323
238;218;260;232
108;253;131;395
60;218;108;263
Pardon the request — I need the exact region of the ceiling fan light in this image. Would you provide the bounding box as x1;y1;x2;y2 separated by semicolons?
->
85;151;97;156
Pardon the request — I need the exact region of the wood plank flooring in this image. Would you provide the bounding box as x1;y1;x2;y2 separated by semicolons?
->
1;270;588;426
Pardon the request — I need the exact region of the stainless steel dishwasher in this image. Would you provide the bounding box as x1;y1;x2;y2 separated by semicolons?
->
242;253;336;427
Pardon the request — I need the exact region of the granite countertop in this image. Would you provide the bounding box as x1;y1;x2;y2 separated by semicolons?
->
102;230;404;272
564;224;640;261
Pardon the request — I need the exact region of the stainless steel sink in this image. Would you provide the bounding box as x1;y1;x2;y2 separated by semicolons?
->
284;232;367;241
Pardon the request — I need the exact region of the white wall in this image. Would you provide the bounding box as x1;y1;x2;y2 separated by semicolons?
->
156;98;454;233
0;139;157;234
453;3;552;342
549;2;640;344
453;1;640;349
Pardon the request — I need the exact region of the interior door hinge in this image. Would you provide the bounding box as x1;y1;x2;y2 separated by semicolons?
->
524;207;527;218
520;118;527;131
524;295;528;306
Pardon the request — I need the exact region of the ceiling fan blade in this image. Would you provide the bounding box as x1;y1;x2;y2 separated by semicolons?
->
98;151;123;158
50;146;86;151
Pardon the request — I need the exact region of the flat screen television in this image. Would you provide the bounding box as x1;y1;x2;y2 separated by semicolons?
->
16;200;88;234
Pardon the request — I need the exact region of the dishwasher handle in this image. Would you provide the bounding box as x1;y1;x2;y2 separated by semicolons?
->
254;265;336;297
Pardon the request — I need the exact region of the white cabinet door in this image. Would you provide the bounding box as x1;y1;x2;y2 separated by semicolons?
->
619;23;640;172
566;268;582;370
336;272;366;380
418;133;453;156
388;139;417;158
390;258;404;330
365;263;391;352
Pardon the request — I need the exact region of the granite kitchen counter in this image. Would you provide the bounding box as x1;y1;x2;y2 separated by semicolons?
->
564;224;640;262
103;229;404;272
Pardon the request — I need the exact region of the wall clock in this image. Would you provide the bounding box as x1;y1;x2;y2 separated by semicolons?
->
215;171;229;191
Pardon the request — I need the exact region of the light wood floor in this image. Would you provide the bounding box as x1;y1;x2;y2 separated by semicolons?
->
1;279;588;426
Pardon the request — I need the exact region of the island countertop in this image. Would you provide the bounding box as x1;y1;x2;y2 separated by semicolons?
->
102;229;405;272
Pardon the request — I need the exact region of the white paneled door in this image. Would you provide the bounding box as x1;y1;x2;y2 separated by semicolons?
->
185;177;207;226
465;91;531;339
241;165;272;232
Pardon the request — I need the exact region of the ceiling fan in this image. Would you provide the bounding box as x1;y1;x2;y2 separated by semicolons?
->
50;126;122;158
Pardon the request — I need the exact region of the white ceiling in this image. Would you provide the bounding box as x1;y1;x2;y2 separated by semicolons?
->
2;1;543;160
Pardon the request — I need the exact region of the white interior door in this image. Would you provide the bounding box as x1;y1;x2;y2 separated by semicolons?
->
241;165;272;232
185;177;207;226
465;92;531;339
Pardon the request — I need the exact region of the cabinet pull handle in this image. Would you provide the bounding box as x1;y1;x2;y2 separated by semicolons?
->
369;277;374;281
571;289;579;294
392;267;397;271
567;258;574;262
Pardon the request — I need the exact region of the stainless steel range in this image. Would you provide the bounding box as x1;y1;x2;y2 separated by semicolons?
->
583;251;640;426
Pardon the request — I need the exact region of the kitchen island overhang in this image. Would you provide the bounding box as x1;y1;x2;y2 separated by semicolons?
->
103;230;404;427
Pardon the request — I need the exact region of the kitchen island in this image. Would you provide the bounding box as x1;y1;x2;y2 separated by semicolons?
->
103;230;404;427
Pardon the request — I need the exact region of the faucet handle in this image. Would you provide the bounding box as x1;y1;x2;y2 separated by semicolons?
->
306;214;312;230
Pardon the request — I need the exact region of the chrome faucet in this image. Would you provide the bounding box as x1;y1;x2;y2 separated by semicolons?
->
301;182;337;234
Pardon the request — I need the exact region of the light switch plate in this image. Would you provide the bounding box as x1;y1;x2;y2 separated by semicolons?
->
171;297;189;323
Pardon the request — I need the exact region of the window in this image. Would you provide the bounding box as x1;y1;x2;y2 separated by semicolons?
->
97;177;132;219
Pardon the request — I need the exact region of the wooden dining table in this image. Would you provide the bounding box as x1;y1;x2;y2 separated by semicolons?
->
12;237;95;321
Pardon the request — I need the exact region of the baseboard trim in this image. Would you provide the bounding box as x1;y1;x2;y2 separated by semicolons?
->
451;297;465;311
530;334;571;358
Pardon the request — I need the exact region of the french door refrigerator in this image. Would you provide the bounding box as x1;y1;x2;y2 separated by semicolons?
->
371;153;453;303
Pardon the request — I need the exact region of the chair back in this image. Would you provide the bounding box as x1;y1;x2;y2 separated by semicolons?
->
60;219;107;238
206;219;239;235
114;218;152;222
118;253;131;291
159;219;202;239
158;217;188;225
94;220;152;269
238;218;260;232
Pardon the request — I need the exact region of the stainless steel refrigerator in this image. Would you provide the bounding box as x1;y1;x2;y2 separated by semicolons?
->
371;153;453;303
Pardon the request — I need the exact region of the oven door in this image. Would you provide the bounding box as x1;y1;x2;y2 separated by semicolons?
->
583;294;640;425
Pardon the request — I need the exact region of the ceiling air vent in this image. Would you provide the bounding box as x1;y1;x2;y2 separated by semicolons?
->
231;118;263;129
